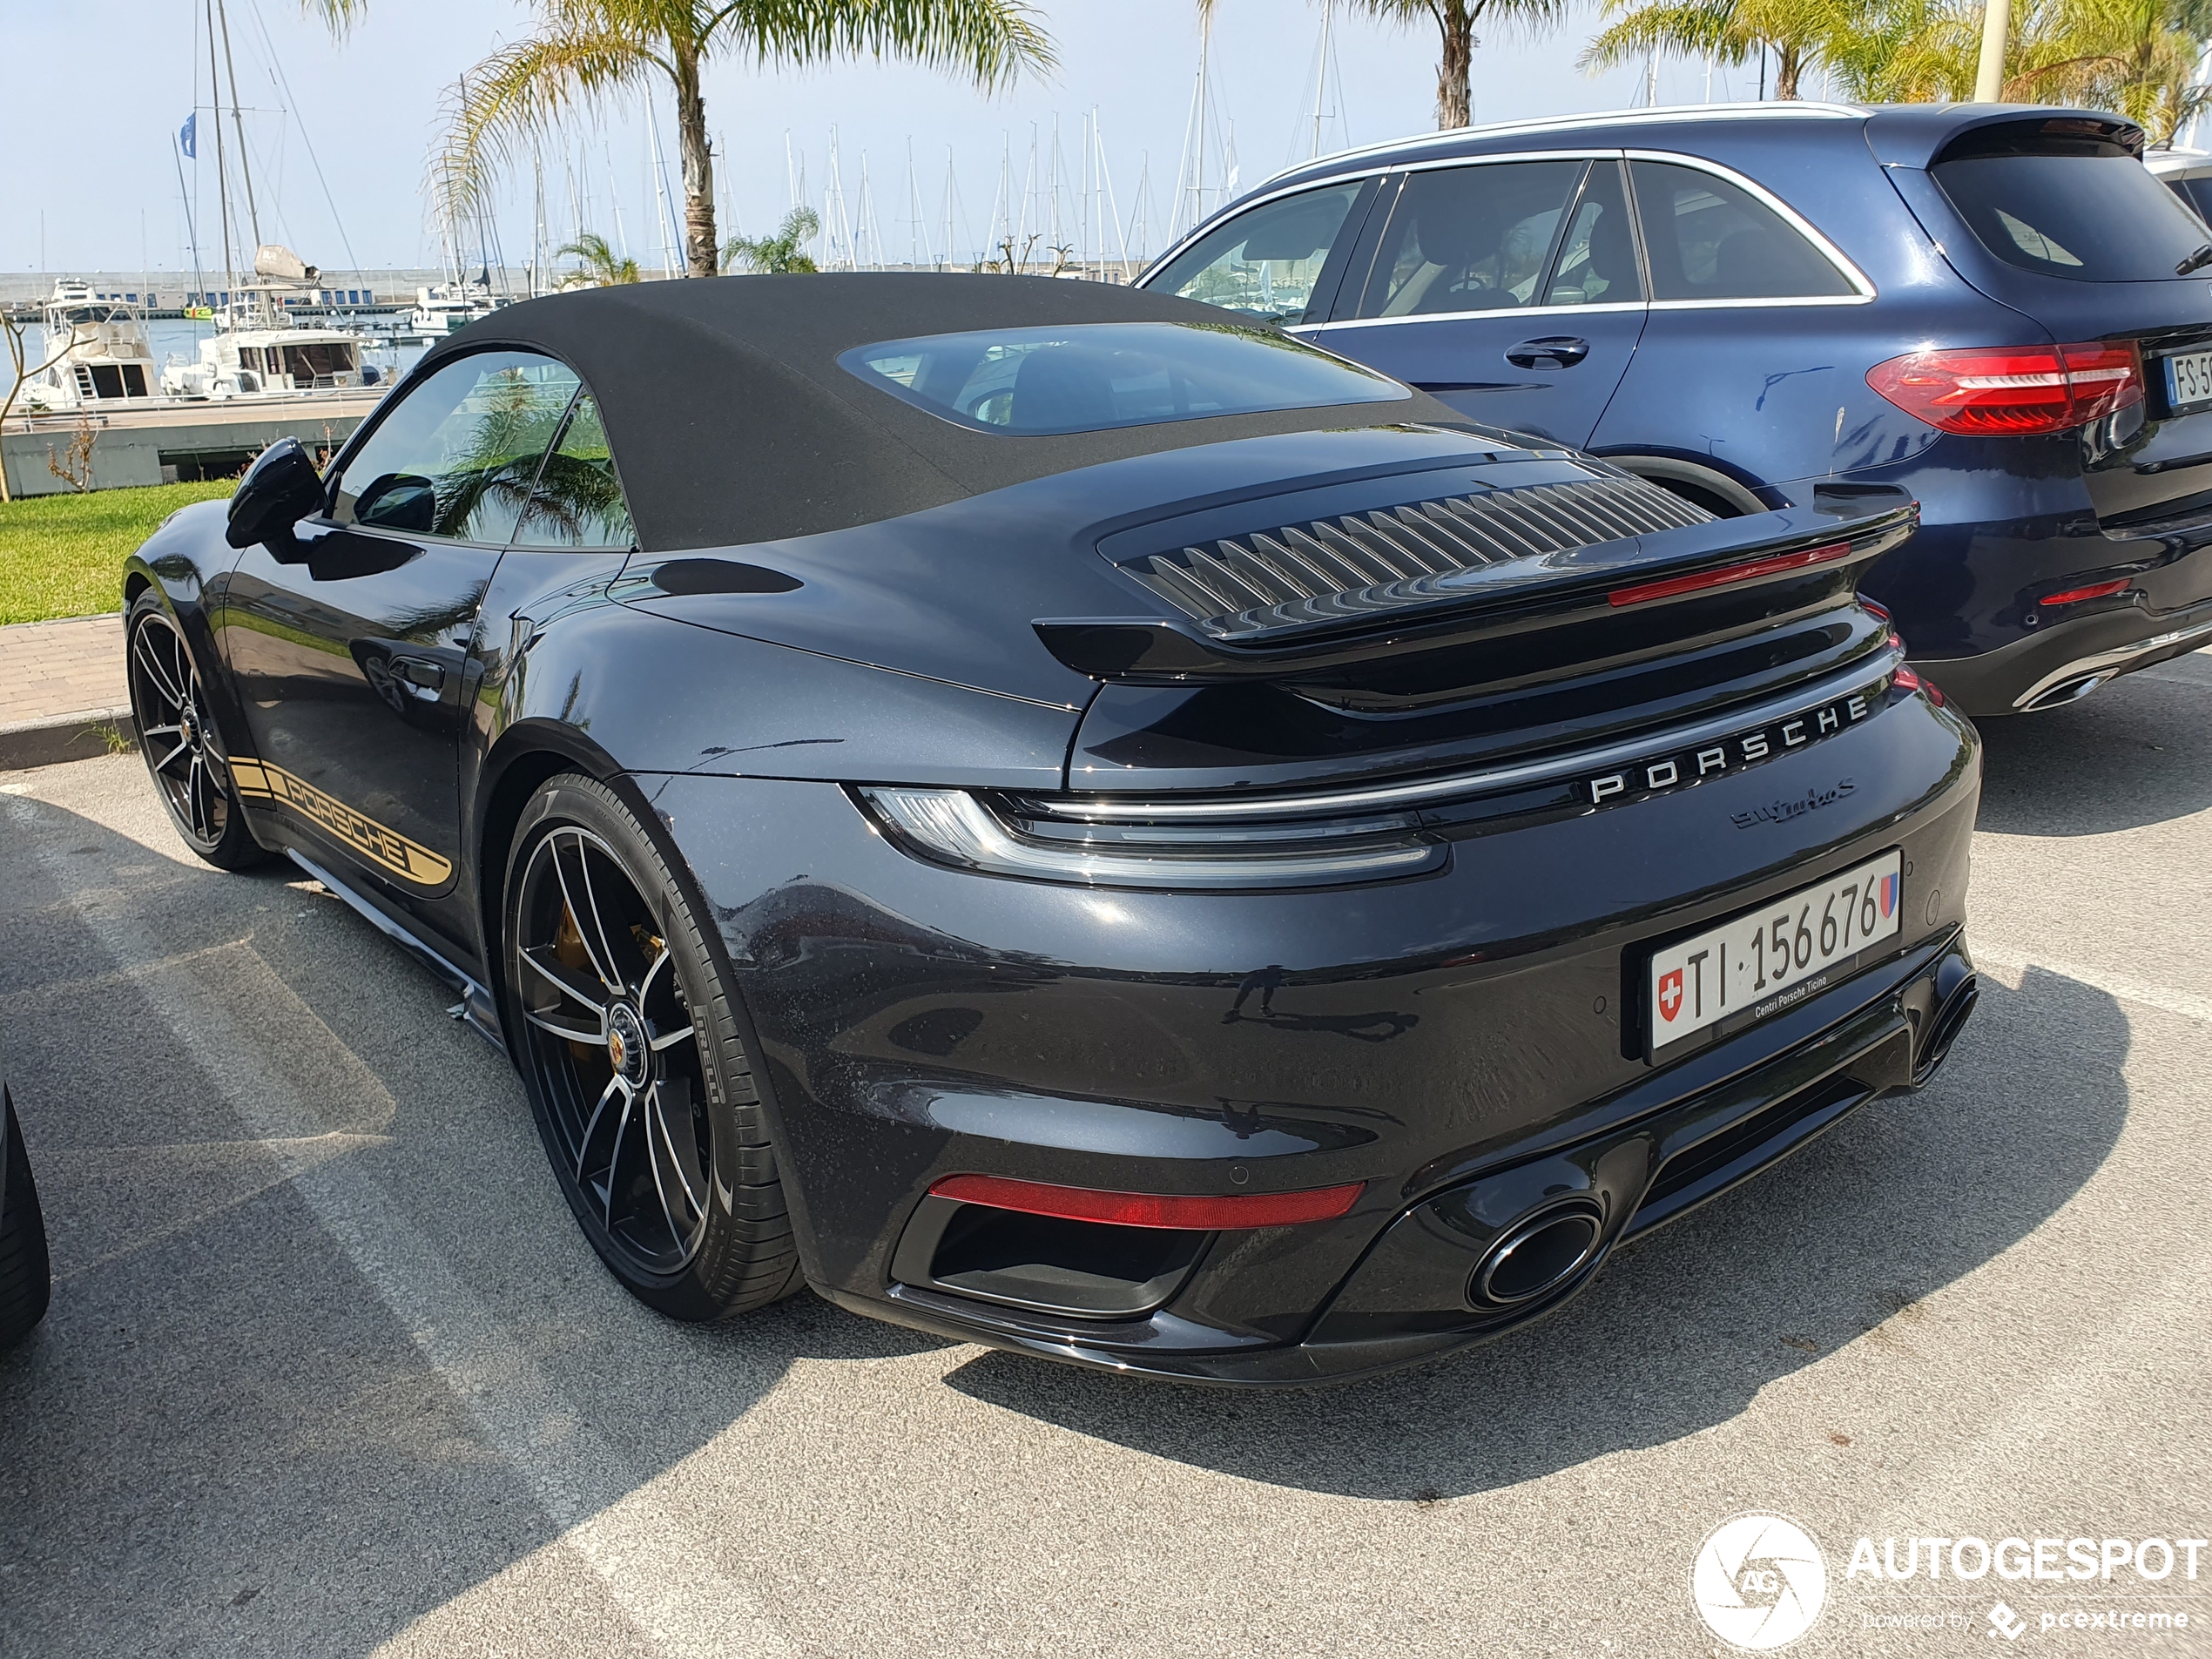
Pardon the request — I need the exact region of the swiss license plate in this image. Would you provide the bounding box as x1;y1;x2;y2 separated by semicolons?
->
2163;349;2212;414
1646;850;1904;1055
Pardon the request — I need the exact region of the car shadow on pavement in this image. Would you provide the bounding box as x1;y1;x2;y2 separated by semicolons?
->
1975;661;2212;836
941;963;2128;1500
0;786;948;1657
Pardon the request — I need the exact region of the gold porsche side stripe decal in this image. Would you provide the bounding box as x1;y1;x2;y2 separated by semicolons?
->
229;759;455;888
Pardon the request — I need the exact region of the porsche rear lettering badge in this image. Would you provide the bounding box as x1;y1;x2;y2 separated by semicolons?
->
228;759;455;887
1585;688;1875;806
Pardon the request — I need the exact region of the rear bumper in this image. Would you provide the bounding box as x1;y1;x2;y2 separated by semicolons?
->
1820;435;2212;717
642;682;1979;1386
826;927;1978;1385
1914;597;2212;713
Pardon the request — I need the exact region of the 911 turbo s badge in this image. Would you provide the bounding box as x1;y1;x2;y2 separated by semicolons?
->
228;759;455;887
1585;685;1879;807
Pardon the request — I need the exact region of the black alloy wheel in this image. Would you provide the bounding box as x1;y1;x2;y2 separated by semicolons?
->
124;592;268;870
503;774;800;1319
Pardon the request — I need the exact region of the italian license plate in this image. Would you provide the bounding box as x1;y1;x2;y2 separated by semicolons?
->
2163;349;2212;415
1646;850;1904;1055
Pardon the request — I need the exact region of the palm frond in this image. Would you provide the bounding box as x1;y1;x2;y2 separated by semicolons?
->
300;0;369;36
1579;0;1754;69
700;0;1055;90
432;25;664;228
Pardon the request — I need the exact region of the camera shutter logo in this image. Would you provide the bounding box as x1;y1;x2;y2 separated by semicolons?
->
1690;1514;1829;1649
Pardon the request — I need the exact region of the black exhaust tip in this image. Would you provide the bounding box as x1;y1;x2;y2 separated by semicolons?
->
1470;1201;1604;1308
1914;974;1979;1086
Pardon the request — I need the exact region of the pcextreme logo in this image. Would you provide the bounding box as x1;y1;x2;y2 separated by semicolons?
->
1689;1518;2207;1648
1691;1514;1830;1650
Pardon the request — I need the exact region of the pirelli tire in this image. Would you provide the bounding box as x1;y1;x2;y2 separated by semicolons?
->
124;590;272;872
501;772;804;1321
0;1088;52;1350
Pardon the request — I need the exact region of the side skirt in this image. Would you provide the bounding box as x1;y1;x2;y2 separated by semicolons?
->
286;849;509;1055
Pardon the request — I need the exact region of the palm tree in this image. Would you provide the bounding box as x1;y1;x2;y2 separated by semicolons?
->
1203;0;1564;131
426;0;1051;280
722;206;822;273
556;231;644;286
1580;0;1842;98
1585;0;2212;125
1883;0;2212;140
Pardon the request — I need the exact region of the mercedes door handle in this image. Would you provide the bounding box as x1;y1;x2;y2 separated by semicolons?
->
1506;336;1590;369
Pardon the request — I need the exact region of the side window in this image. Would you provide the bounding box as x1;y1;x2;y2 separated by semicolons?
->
1630;161;1856;301
512;395;635;550
331;351;579;543
1352;160;1588;319
1542;161;1644;307
2168;175;2212;226
1149;181;1367;324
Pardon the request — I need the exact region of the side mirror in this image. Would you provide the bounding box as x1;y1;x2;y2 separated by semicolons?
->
226;437;325;554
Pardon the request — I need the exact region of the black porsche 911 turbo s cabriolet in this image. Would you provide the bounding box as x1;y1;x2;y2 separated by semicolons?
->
122;275;1980;1385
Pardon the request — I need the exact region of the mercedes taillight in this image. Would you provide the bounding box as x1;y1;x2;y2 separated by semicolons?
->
1866;342;2144;435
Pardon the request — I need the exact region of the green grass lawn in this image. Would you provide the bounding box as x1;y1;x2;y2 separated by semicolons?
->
0;479;235;626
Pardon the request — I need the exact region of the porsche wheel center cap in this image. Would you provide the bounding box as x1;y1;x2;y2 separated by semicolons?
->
607;1003;649;1089
179;705;202;748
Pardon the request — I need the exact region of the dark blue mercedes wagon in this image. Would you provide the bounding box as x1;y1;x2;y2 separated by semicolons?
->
1141;102;2212;716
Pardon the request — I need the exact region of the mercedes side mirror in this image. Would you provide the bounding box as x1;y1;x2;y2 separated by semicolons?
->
226;437;325;556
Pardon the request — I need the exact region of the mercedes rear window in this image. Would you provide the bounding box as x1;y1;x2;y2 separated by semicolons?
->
1933;143;2210;282
839;320;1408;436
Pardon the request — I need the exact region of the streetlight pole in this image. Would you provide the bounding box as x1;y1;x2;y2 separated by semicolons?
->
1974;0;2009;101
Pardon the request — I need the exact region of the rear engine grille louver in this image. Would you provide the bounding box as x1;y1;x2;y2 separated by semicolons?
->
1120;465;1715;638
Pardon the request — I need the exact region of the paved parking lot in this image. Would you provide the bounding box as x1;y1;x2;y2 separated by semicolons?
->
3;657;2209;1658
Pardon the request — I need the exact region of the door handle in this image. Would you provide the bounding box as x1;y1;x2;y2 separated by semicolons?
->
391;656;447;696
1506;336;1590;369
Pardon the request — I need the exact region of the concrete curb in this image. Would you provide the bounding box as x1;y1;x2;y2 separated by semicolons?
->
0;706;138;772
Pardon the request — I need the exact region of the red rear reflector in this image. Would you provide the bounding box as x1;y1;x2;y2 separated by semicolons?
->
2039;577;2132;607
1866;341;2144;435
1608;542;1852;608
928;1173;1365;1231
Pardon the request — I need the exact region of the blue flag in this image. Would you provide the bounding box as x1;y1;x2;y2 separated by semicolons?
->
180;112;196;159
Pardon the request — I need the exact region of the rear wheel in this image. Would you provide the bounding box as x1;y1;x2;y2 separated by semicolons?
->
0;1089;51;1350
125;593;269;870
502;774;801;1320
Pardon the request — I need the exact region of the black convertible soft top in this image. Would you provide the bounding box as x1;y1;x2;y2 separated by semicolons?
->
416;274;1454;553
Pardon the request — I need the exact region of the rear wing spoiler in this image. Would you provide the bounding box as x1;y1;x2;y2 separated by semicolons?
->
1033;484;1917;685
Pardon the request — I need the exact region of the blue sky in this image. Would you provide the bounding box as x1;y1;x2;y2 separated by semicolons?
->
3;0;1789;276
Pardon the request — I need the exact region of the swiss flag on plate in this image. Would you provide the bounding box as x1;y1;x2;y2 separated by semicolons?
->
1658;968;1684;1022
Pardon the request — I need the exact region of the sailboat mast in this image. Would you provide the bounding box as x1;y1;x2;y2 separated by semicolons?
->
213;0;262;253
206;0;237;307
1312;0;1332;160
645;92;680;278
533;147;547;296
171;124;207;308
1194;17;1210;229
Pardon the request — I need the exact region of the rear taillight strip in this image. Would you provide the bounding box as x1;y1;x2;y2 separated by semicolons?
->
1608;540;1852;608
1023;653;1903;823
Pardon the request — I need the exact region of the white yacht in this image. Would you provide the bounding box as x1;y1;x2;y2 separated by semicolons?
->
158;245;374;400
19;281;160;410
408;279;498;337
